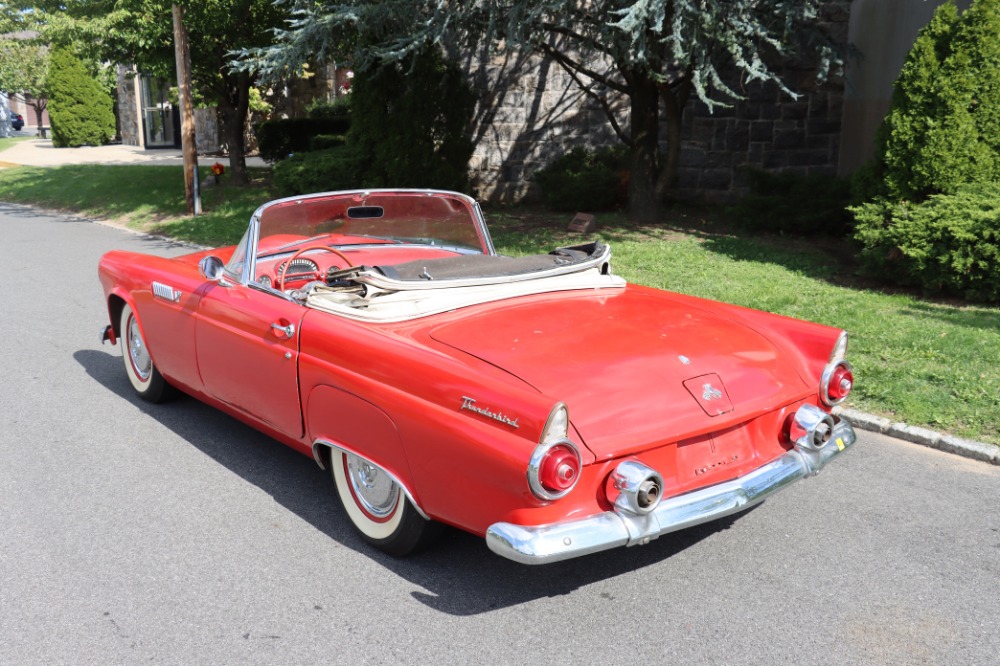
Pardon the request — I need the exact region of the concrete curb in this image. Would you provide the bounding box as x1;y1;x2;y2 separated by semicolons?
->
839;408;1000;466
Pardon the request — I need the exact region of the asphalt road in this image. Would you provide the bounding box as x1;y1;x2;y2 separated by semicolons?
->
2;202;999;665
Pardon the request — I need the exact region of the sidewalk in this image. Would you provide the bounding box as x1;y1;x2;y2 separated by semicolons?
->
0;137;268;169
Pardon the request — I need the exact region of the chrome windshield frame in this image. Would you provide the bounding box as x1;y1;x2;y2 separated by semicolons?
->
237;189;495;288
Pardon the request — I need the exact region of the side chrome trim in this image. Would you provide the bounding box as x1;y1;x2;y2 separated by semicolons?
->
311;439;430;521
486;412;857;565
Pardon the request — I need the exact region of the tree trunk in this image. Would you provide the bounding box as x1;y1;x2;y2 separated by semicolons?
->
219;71;251;185
31;102;46;139
173;4;199;216
655;79;691;202
627;73;661;221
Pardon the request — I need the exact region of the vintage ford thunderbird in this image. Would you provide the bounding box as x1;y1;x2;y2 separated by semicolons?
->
98;189;857;564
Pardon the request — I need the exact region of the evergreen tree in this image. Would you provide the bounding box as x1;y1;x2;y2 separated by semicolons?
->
875;0;1000;201
350;48;475;191
46;47;115;147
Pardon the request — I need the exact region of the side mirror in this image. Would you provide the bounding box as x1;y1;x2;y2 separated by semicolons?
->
198;256;226;282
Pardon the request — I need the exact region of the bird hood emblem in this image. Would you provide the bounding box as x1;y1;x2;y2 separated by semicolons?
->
683;374;734;416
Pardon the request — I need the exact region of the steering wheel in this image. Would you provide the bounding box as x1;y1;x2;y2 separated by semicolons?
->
277;245;355;292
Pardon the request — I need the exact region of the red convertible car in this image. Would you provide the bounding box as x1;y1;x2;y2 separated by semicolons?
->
99;189;857;564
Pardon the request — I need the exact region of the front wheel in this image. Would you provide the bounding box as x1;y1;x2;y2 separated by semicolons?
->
331;450;441;557
119;303;177;403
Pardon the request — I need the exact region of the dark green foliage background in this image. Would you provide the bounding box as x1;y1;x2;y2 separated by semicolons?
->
347;48;474;191
533;146;628;211
731;170;852;236
273;48;475;196
256;117;352;163
273;147;365;195
46;47;115;148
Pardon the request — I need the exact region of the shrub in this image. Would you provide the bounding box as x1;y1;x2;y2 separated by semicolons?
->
309;134;346;152
46;47;115;148
347;47;475;191
256;117;352;162
851;183;1000;301
270;50;473;193
533;146;627;211
871;0;1000;201
730;169;852;236
273;146;366;195
306;98;351;121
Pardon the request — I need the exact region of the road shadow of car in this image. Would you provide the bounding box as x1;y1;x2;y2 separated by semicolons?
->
76;347;754;616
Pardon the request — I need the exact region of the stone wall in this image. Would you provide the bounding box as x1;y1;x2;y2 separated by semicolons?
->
466;2;851;202
463;49;618;202
117;66;141;146
676;73;846;200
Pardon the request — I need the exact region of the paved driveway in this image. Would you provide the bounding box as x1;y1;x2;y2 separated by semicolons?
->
2;203;998;665
0;137;267;168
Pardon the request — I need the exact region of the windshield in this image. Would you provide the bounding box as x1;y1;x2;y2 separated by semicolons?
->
255;190;490;256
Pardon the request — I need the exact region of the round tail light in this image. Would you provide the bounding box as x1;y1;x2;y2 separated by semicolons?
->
821;360;854;406
528;441;581;500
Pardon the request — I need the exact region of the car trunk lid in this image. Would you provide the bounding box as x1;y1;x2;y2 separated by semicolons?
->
427;287;809;459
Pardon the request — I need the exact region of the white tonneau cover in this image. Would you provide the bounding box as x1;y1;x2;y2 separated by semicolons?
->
306;243;626;322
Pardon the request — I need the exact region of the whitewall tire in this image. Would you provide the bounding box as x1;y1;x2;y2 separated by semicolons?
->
331;450;440;556
120;303;176;403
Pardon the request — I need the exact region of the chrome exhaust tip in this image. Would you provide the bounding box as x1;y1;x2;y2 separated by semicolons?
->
790;403;836;451
612;460;664;514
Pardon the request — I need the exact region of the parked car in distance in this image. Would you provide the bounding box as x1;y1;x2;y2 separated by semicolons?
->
9;113;24;131
98;189;857;564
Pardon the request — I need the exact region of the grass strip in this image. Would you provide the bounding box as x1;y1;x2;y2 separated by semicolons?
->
1;164;996;445
0;164;271;246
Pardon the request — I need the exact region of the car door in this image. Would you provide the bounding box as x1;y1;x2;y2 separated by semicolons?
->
194;282;306;439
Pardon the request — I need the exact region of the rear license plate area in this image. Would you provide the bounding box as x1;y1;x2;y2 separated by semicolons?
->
676;426;755;486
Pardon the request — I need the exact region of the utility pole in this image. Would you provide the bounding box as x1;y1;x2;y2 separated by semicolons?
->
172;4;201;215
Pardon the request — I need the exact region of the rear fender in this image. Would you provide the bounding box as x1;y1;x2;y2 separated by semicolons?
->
306;385;424;512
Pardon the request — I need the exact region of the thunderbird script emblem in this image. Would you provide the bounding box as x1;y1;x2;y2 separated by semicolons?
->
460;396;520;429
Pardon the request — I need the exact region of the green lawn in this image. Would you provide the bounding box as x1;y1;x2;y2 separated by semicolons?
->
1;164;997;445
0;164;270;245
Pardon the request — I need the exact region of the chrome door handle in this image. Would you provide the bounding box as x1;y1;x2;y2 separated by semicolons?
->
270;322;296;339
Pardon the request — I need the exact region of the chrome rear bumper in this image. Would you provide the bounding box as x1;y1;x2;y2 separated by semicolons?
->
486;413;857;565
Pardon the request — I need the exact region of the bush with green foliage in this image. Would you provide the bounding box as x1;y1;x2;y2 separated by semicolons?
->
533;146;627;211
46;47;115;148
272;147;365;195
868;0;1000;201
306;97;351;120
255;117;352;162
272;49;475;196
731;169;852;236
852;183;1000;301
346;48;474;191
309;134;346;152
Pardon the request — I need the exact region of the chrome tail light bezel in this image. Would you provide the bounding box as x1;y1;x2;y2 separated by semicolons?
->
527;439;582;501
820;359;854;407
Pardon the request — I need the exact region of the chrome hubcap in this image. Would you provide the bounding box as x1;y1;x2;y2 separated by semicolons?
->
127;316;152;381
345;453;399;518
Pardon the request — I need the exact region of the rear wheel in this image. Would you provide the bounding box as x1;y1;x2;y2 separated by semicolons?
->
331;450;440;557
120;304;177;403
